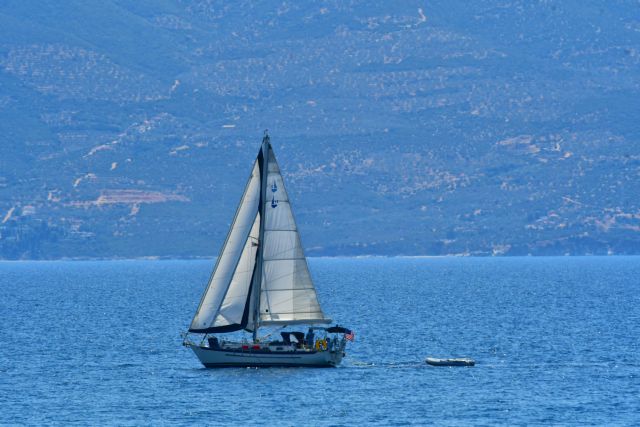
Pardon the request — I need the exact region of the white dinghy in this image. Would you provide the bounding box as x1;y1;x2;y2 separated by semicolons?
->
425;357;475;367
183;132;354;368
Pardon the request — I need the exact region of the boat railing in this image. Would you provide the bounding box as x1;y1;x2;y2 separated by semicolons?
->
181;332;195;347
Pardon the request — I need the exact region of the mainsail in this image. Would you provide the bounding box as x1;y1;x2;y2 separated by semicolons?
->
189;135;330;334
259;145;329;325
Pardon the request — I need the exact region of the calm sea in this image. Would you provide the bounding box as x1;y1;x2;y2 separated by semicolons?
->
1;257;639;425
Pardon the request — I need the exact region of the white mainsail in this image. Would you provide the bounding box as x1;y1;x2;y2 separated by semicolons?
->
259;146;330;325
189;136;330;335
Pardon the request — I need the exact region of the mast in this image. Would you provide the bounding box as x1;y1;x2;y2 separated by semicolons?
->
251;130;270;342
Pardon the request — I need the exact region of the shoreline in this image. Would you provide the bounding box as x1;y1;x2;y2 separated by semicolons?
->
1;254;639;262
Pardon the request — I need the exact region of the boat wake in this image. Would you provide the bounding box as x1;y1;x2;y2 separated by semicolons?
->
348;360;426;369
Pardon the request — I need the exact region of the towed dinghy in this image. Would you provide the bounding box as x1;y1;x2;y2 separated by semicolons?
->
426;357;475;367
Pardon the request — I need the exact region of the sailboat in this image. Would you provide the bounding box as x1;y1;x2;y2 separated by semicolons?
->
182;132;353;368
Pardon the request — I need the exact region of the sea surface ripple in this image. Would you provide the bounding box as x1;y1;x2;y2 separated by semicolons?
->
1;257;639;425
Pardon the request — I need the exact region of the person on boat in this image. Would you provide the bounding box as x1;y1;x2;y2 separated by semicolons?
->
281;332;291;345
282;331;305;348
207;336;220;349
305;328;315;349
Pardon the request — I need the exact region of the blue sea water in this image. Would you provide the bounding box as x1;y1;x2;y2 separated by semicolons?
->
1;257;639;426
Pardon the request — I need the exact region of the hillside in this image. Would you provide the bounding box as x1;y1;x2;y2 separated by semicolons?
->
0;0;639;259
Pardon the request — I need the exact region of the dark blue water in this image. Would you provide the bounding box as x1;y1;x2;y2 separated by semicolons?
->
1;257;639;425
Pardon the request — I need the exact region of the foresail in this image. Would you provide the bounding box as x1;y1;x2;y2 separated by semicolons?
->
189;161;261;333
259;146;331;326
215;214;260;330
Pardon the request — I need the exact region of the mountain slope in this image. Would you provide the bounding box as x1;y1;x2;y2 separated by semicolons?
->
0;0;639;258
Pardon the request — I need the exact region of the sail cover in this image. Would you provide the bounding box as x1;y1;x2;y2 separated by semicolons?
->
189;160;261;333
259;146;330;325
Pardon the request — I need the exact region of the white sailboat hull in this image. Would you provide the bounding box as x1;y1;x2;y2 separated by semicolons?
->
189;345;345;368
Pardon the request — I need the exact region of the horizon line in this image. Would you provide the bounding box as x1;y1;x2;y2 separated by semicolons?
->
1;254;639;262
